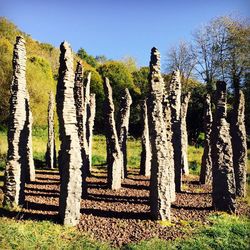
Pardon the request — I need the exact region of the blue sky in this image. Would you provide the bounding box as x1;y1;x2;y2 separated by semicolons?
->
1;0;249;66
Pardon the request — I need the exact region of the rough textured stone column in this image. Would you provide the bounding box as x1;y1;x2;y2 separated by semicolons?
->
103;77;122;190
56;41;82;226
200;94;213;184
147;47;171;221
46;91;56;169
139;100;151;177
3;36;29;206
231;90;247;197
211;81;236;213
163;94;176;202
117;88;132;179
168;70;182;192
84;72;91;176
180;92;191;175
26;93;35;182
88;93;96;172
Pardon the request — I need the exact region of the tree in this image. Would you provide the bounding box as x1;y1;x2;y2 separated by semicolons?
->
165;41;196;92
77;48;97;68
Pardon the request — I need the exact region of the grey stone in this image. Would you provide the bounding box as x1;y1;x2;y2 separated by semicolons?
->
46;91;56;169
3;36;33;206
200;94;213;184
103;77;122;190
231;90;247;197
162;93;176;202
139;100;152;177
211;81;236;213
88;93;96;172
147;47;171;221
168;70;182;192
56;41;82;226
180;92;191;175
117;88;132;179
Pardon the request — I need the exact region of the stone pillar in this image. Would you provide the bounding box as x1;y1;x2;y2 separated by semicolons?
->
168;70;182;192
117;88;132;179
211;81;236;213
46;91;56;169
84;72;91;176
3;36;29;206
180;92;191;175
26;93;35;182
56;41;82;226
200;94;213;184
139;100;151;177
147;47;171;221
163;94;176;202
88;93;96;172
231;90;247;197
103;77;122;190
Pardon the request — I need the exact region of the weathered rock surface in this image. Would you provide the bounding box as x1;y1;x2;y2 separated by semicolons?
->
200;94;213;184
211;81;236;213
46;91;56;169
139;100;151;177
103;77;122;190
56;41;82;226
168;70;182;192
163;93;176;202
180;92;191;175
4;36;32;206
117;88;132;179
147;47;171;220
231;90;247;197
25;93;35;182
88;93;96;172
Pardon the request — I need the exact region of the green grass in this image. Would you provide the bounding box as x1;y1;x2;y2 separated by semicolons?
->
187;146;203;175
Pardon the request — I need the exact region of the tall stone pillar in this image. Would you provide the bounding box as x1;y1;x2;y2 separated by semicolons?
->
231;91;247;197
88;93;96;172
180;92;191;175
3;36;30;206
103;77;122;190
56;41;82;226
211;81;236;213
200;94;213;184
147;47;171;221
168;70;182;192
117;88;132;179
46;91;56;169
25;93;35;182
163;94;176;202
139;100;151;177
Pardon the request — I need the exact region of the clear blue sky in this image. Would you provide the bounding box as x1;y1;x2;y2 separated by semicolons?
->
1;0;249;66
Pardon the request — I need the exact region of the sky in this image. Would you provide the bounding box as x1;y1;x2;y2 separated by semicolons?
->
1;0;249;67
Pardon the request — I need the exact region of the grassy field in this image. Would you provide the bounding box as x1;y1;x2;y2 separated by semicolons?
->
0;128;250;249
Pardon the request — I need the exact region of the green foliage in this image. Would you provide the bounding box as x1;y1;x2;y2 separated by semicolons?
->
77;48;97;68
132;67;149;99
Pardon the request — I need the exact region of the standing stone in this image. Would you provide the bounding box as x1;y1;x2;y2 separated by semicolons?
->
147;47;171;221
88;93;96;172
211;81;236;213
56;41;82;226
117;88;132;179
168;70;182;192
200;94;213;184
84;72;92;176
231;91;247;197
46;91;56;169
139;100;151;177
180;92;191;175
3;36;30;206
162;93;176;202
25;93;35;182
103;77;122;190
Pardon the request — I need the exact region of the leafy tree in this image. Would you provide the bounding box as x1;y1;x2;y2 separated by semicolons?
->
77;48;97;68
95;55;108;65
